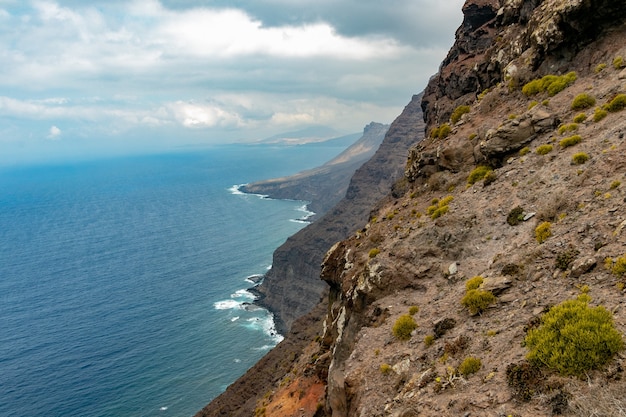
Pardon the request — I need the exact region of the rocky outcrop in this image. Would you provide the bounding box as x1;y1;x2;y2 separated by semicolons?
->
241;123;389;217
254;96;425;334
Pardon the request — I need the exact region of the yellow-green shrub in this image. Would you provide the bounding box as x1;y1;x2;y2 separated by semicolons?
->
525;295;624;376
535;144;553;155
522;72;576;96
458;357;482;376
613;56;625;69
528;100;539;110
450;105;471;124
571;93;596;110
368;248;380;258
573;113;587;123
595;63;607;73
572;152;589;164
593;107;608;122
430;123;451;139
519;147;530;156
465;276;484;291
424;335;435;346
535;222;552;243
467;166;492;185
380;363;392;374
604;94;626;112
409;305;419;315
559;134;582;148
608;255;626;278
461;289;496;315
558;123;578;135
392;314;417;340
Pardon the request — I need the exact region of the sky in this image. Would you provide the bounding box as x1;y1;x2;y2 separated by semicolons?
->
0;0;465;165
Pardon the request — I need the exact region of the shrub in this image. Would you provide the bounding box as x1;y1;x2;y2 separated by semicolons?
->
368;248;380;258
535;144;553;155
431;206;449;219
483;170;497;186
458;357;482;376
559;134;582;148
507;206;525;226
424;335;434;346
450;105;471;124
571;93;596;110
380;363;392;374
467;165;492;185
595;63;607;73
392;314;417;340
572;152;589;164
573;113;587;123
461;289;496;315
430;195;453;219
555;247;580;270
465;276;484;291
558;123;578;135
519;147;530;156
610;255;626;278
528;100;538;110
525;295;624;376
523;72;576;96
535;222;552;243
613;56;625;69
409;305;419;315
604;94;626;112
431;123;451;139
593;107;608;122
610;180;621;189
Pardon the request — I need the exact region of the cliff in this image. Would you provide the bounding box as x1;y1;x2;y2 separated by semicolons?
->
198;1;626;416
241;123;389;218
253;100;424;334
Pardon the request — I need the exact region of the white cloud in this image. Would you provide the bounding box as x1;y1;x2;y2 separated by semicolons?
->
166;101;242;128
47;125;61;139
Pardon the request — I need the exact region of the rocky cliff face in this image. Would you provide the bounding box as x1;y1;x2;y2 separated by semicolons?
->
198;1;626;416
241;123;389;217
254;99;424;334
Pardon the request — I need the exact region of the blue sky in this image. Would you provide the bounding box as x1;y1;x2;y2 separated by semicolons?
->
0;0;465;165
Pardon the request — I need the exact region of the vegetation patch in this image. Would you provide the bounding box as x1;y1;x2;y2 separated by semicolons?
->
507;206;525;226
408;305;419;315
433;318;456;338
424;335;434;347
613;56;625;69
465;275;484;291
380;363;392;374
444;335;470;356
593;107;608;122
535;144;553;155
535;222;552;243
506;361;544;401
392;314;417;340
467;165;493;185
525;295;624;376
519;147;530;156
461;289;496;315
558;123;578;135
571;93;596;110
368;248;380;258
430;123;451;139
450;105;470;124
572;112;587;123
595;63;607;73
555;246;580;270
607;255;626;278
604;94;626;112
428;195;453;220
572;152;589;165
458;357;482;377
559;134;582;148
521;72;577;97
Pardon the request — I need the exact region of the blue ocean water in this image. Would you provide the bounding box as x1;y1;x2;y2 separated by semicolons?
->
0;144;346;417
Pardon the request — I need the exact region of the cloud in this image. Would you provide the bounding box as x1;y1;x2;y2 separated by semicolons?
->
47;125;61;139
0;0;466;163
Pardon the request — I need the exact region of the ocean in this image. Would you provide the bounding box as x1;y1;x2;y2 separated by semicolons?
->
0;143;347;417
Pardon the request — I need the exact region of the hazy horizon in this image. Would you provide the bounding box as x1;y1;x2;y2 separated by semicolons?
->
0;0;465;166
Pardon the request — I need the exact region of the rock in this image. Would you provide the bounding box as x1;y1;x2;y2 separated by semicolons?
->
570;257;597;278
482;276;513;295
449;262;459;275
619;68;626;80
393;358;412;378
523;212;536;221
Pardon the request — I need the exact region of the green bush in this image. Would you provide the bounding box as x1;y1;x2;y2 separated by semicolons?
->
595;63;607;73
573;113;587;123
507;206;525;226
458;357;482;376
467;166;492;185
604;94;626;112
571;93;596;110
593;107;608;122
535;144;553;155
431;123;451;139
519;147;530;156
461;289;496;315
535;222;552;243
392;314;417;340
465;276;484;291
522;72;577;96
431;206;448;219
409;305;419;315
572;152;589;165
380;363;392;374
528;100;539;110
558;123;578;135
450;105;471;124
525;295;624;376
430;195;453;219
424;335;434;346
609;255;626;277
613;56;625;69
368;248;380;258
559;134;582;148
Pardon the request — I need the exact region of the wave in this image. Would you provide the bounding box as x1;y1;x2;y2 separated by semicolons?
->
213;299;241;310
229;184;268;199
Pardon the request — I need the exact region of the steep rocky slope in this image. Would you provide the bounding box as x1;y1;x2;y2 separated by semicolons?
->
241;123;389;218
253;98;424;334
238;1;626;416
